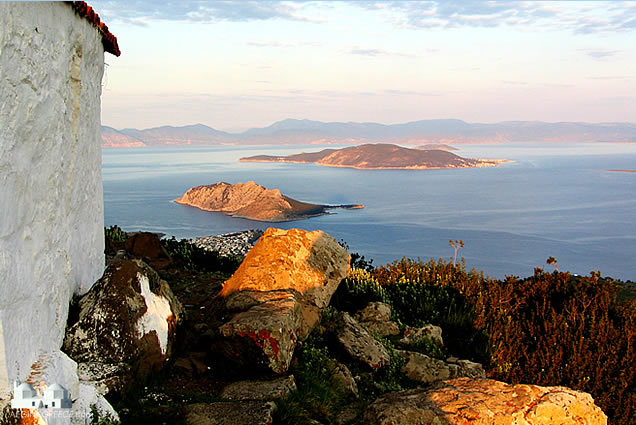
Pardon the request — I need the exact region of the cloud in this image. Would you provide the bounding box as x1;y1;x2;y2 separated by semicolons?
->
91;0;321;25
579;48;621;59
247;40;321;48
348;47;417;57
349;48;384;56
358;1;636;34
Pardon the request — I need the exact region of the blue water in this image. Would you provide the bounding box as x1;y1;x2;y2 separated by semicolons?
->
102;143;636;280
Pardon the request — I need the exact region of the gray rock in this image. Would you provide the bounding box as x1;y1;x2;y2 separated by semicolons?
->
446;357;486;379
333;313;390;370
77;362;132;398
186;401;276;425
354;302;401;337
399;324;444;346
398;350;450;384
398;350;486;384
220;376;297;401
330;362;358;397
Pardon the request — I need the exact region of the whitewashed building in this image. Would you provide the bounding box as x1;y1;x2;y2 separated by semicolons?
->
11;380;72;410
0;0;119;409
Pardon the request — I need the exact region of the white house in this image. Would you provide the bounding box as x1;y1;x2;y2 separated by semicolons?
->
0;1;119;401
11;380;72;410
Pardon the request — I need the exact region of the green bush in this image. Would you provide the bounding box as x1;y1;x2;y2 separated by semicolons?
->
276;331;351;425
105;225;127;242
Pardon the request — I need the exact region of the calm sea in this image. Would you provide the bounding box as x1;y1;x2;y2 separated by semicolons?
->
102;143;636;280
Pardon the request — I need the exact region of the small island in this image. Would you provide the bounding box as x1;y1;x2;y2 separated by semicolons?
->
240;143;505;170
174;181;363;222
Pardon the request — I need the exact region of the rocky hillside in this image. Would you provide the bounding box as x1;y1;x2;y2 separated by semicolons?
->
175;181;362;222
240;143;504;169
47;226;627;425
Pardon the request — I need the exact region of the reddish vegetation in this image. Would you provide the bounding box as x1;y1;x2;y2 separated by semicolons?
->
68;1;121;56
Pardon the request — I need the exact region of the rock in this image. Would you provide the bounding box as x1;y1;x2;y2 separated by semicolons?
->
335;405;360;425
186;401;276;425
77;362;132;398
216;228;349;374
446;357;486;379
354;302;401;337
124;232;172;269
400;324;444;346
219;228;349;309
333;313;390;370
330;362;358;398
398;351;486;384
173;358;195;377
360;378;607;425
398;350;451;384
220;376;297;401
63;259;184;381
218;292;305;374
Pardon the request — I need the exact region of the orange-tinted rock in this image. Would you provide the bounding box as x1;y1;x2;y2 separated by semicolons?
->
361;378;607;425
220;228;349;309
216;228;349;374
175;181;329;222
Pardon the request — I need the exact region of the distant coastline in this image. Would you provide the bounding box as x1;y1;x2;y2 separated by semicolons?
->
605;169;636;173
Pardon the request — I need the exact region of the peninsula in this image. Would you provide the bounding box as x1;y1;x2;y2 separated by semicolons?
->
174;181;363;222
240;143;504;170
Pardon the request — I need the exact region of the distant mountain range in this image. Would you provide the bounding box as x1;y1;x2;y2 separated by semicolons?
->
101;119;636;147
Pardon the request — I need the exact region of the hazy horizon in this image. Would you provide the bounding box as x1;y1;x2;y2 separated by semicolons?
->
91;1;636;132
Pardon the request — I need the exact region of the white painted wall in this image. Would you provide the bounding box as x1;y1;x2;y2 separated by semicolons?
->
0;3;105;398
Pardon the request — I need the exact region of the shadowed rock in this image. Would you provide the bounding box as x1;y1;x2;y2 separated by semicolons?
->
186;401;276;425
63;260;183;382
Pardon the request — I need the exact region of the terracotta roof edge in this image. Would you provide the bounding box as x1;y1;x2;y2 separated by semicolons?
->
66;1;121;57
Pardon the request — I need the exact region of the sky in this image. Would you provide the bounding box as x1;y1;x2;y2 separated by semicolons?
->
90;1;636;132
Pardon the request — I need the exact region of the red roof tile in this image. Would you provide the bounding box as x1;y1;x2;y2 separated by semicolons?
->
67;1;120;56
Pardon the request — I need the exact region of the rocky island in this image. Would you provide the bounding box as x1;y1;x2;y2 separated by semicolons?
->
240;143;504;170
174;181;363;222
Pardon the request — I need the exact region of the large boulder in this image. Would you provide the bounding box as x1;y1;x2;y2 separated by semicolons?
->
219;228;349;308
216;228;349;374
361;378;607;425
63;259;183;381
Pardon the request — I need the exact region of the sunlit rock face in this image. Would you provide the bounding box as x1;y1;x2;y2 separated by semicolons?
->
217;228;350;374
63;260;183;381
361;378;607;425
0;2;105;398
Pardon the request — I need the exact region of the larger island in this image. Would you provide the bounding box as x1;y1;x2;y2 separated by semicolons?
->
175;181;363;222
240;143;505;170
